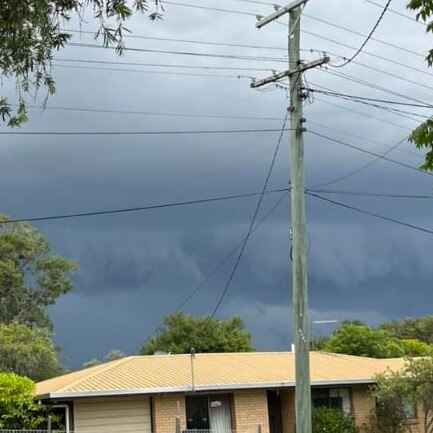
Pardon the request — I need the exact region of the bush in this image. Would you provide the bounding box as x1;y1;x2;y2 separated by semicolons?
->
312;407;359;433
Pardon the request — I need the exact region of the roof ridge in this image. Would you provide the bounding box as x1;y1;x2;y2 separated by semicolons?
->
58;356;134;391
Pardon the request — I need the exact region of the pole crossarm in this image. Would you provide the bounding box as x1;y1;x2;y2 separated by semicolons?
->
255;0;311;28
250;56;330;88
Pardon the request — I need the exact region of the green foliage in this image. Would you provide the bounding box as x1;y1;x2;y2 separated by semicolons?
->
0;0;159;127
0;214;78;329
408;120;433;170
370;371;410;433
322;322;433;358
406;1;433;170
83;349;126;368
312;407;358;433
322;323;405;358
380;316;433;344
404;357;433;433
139;312;255;355
0;323;61;381
0;373;46;429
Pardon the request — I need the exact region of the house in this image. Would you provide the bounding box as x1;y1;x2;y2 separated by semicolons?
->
36;352;410;433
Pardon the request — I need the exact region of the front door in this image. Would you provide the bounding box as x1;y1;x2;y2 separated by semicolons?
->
186;395;210;430
267;391;282;433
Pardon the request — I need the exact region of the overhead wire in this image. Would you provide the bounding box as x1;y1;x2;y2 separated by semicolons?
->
308;136;409;188
303;13;424;59
307;87;430;121
0;188;290;225
307;130;433;178
306;192;433;235
326;0;393;68
0;128;295;136
141;190;288;344
306;188;433;199
355;0;426;26
211;112;289;318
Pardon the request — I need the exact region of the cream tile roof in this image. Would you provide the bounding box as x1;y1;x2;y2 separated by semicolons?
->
35;352;406;399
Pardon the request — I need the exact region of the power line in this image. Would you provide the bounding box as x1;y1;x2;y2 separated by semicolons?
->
307;87;430;121
303;13;424;58
66;42;288;63
174;191;289;312
302;29;433;81
142;190;288;344
25;104;282;121
0;188;290;225
313;97;413;131
309;136;408;188
306;191;433;235
307;130;433;177
321;69;433;108
308;120;420;157
306;88;432;108
307;188;433;199
211;112;288;318
56;63;246;79
356;0;426;26
332;0;393;68
163;0;257;17
65;28;288;52
55;58;274;72
0;128;295;136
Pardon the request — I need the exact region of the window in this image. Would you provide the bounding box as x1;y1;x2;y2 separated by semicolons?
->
312;388;351;414
185;395;232;433
403;401;416;419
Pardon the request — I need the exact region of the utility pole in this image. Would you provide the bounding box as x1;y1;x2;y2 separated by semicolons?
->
251;3;329;433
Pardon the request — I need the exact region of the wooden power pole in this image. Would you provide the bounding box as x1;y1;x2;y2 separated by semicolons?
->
252;3;329;433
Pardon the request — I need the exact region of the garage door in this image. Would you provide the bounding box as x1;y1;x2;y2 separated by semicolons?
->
74;396;152;433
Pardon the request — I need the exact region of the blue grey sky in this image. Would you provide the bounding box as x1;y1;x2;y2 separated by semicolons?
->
0;0;432;368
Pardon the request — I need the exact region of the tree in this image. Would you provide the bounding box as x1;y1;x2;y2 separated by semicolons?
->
83;349;126;368
370;370;410;433
0;0;160;127
380;317;433;344
322;322;405;358
371;357;433;433
0;323;61;381
405;357;433;433
312;407;358;433
0;214;78;329
322;322;433;358
0;373;47;429
139;312;254;355
407;0;433;170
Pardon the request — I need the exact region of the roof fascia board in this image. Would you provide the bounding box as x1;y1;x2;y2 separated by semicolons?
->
39;379;375;400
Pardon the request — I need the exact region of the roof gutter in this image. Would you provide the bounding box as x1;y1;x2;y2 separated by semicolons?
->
37;378;375;400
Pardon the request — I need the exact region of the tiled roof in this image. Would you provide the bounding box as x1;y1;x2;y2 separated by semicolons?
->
35;352;406;399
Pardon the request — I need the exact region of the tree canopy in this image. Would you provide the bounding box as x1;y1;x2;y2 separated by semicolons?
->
0;373;47;429
321;321;432;358
407;0;433;170
0;215;78;329
0;0;159;127
139;312;255;355
379;316;433;344
0;323;61;381
371;356;433;433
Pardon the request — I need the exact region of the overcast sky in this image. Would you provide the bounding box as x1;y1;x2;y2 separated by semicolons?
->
1;0;432;369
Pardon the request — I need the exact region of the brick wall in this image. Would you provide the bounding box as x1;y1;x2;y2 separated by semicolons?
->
233;390;270;433
152;394;186;433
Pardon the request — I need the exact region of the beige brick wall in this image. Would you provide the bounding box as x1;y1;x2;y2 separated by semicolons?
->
233;390;269;433
152;394;186;433
351;384;376;430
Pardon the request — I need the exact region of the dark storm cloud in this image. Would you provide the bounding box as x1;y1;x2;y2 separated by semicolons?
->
1;0;432;367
